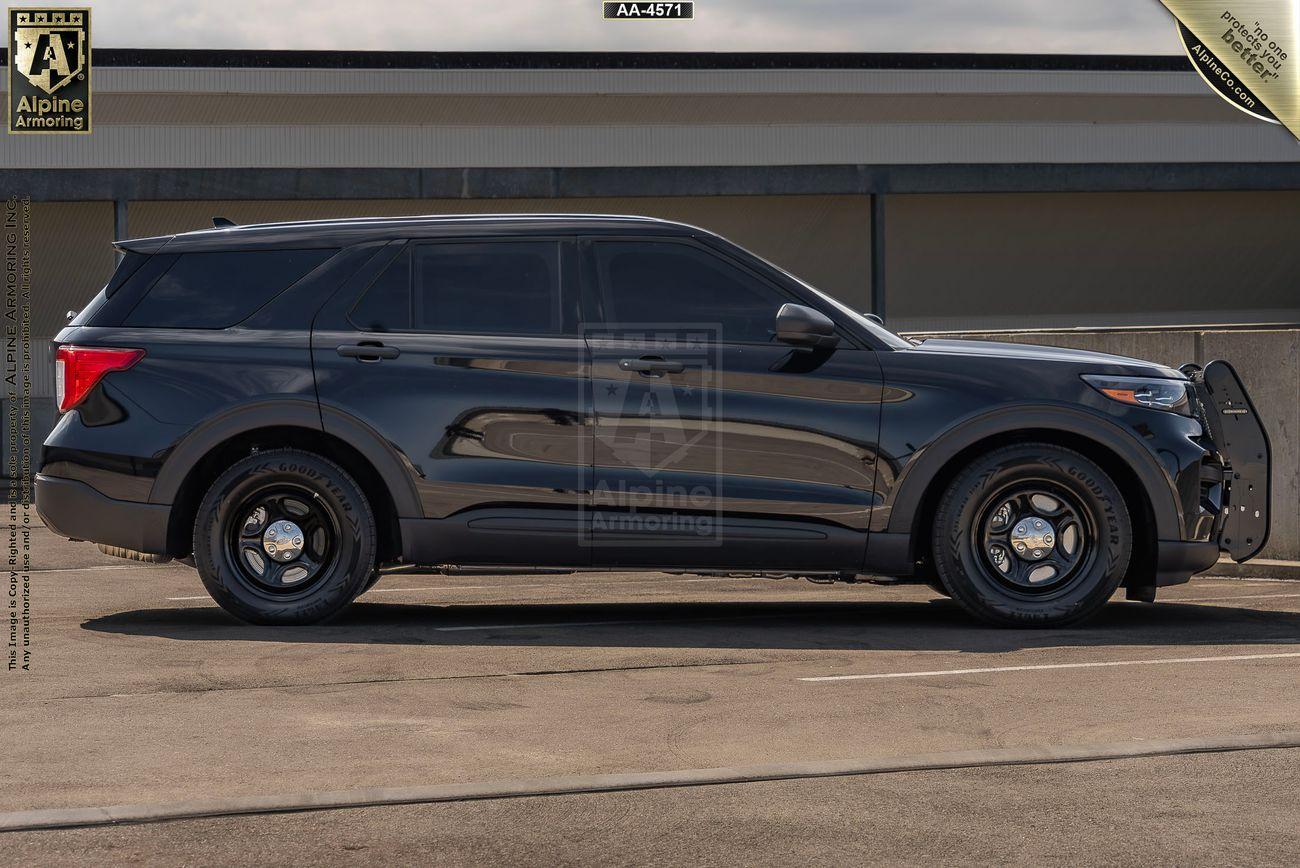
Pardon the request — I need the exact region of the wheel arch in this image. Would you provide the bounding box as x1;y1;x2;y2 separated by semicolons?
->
881;406;1177;585
152;401;420;561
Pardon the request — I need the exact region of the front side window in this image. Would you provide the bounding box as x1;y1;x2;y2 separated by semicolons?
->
593;241;787;343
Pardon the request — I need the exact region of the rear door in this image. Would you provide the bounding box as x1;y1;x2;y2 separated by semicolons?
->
582;237;884;571
312;237;591;567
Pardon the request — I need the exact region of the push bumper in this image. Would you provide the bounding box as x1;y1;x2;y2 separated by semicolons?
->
1189;360;1271;563
34;474;172;555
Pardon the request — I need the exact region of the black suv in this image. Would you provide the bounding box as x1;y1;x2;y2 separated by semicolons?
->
36;215;1270;627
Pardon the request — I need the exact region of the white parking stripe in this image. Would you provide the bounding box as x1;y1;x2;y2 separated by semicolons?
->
800;651;1300;682
1174;592;1300;603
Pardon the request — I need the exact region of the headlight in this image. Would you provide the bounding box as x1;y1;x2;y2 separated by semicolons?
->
1082;374;1191;415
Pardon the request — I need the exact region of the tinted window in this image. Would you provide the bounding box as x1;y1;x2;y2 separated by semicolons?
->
124;248;336;329
594;242;786;343
414;242;560;335
105;251;149;296
350;248;411;332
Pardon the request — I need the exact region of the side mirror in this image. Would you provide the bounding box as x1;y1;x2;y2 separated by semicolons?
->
864;312;884;326
775;303;839;349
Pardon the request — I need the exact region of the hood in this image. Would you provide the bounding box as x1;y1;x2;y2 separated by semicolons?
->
910;338;1183;378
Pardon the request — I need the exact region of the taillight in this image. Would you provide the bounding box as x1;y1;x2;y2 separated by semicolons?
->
54;345;145;413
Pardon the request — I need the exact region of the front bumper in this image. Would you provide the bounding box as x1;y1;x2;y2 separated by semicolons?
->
35;474;172;555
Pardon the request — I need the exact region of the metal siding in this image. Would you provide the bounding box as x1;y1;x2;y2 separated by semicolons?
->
4;123;1297;169
26;67;1218;96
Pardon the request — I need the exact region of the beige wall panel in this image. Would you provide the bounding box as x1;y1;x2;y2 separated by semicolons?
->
27;202;116;341
886;192;1300;332
129;195;872;310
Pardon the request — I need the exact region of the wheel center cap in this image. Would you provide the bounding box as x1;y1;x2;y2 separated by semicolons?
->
263;520;304;562
1010;517;1055;560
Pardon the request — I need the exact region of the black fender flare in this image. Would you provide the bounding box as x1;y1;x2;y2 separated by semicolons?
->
881;403;1183;553
148;398;422;519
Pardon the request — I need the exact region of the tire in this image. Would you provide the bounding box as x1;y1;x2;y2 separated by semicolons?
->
96;544;172;564
192;448;376;625
931;443;1131;628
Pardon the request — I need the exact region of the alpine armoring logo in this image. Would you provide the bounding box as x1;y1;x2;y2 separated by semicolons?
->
7;7;91;134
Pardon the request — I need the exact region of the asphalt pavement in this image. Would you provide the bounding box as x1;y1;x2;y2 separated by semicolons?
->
3;519;1298;865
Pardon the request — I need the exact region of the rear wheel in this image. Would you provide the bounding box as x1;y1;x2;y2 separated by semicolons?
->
193;449;377;625
932;443;1131;627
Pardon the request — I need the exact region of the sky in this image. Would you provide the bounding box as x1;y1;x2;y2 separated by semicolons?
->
23;0;1185;54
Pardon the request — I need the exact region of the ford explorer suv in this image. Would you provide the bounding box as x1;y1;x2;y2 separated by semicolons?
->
35;215;1270;627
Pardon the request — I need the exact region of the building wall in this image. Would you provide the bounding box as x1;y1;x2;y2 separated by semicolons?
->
5;65;1300;168
885;191;1300;332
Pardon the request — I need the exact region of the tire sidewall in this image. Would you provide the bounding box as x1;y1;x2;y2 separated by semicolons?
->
193;450;375;625
934;445;1131;627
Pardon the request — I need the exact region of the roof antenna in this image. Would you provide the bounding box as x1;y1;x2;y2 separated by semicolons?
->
212;216;236;228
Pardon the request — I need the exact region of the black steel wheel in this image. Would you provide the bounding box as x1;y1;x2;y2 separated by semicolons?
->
932;443;1131;627
193;449;377;625
225;485;338;596
976;483;1096;596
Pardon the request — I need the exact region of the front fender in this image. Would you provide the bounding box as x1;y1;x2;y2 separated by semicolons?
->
874;403;1186;569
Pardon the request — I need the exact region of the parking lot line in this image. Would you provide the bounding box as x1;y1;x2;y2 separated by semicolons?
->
1173;592;1300;603
3;730;1296;834
799;651;1300;682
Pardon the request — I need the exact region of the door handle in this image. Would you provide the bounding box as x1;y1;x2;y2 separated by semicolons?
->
337;342;400;362
619;356;685;375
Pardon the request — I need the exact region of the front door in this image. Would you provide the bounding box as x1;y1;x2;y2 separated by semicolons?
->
313;238;591;567
583;238;883;571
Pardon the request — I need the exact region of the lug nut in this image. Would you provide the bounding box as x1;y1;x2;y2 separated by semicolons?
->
1034;520;1043;529
293;537;302;547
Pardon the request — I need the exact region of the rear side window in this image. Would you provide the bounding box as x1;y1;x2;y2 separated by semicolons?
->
415;242;560;335
350;248;411;332
349;241;562;336
124;248;336;329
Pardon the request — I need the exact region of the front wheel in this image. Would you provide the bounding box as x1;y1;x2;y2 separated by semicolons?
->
932;443;1131;627
193;449;377;625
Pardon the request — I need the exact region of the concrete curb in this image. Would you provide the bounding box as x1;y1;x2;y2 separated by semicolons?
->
1211;558;1300;581
3;731;1298;834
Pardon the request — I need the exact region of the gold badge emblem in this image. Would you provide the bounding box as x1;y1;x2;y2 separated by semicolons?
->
7;7;91;133
1159;1;1296;138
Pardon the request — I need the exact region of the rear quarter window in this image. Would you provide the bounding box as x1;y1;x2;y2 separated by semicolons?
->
123;248;337;329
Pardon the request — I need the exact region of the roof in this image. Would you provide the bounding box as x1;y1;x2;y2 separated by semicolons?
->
0;48;1188;72
115;213;704;254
